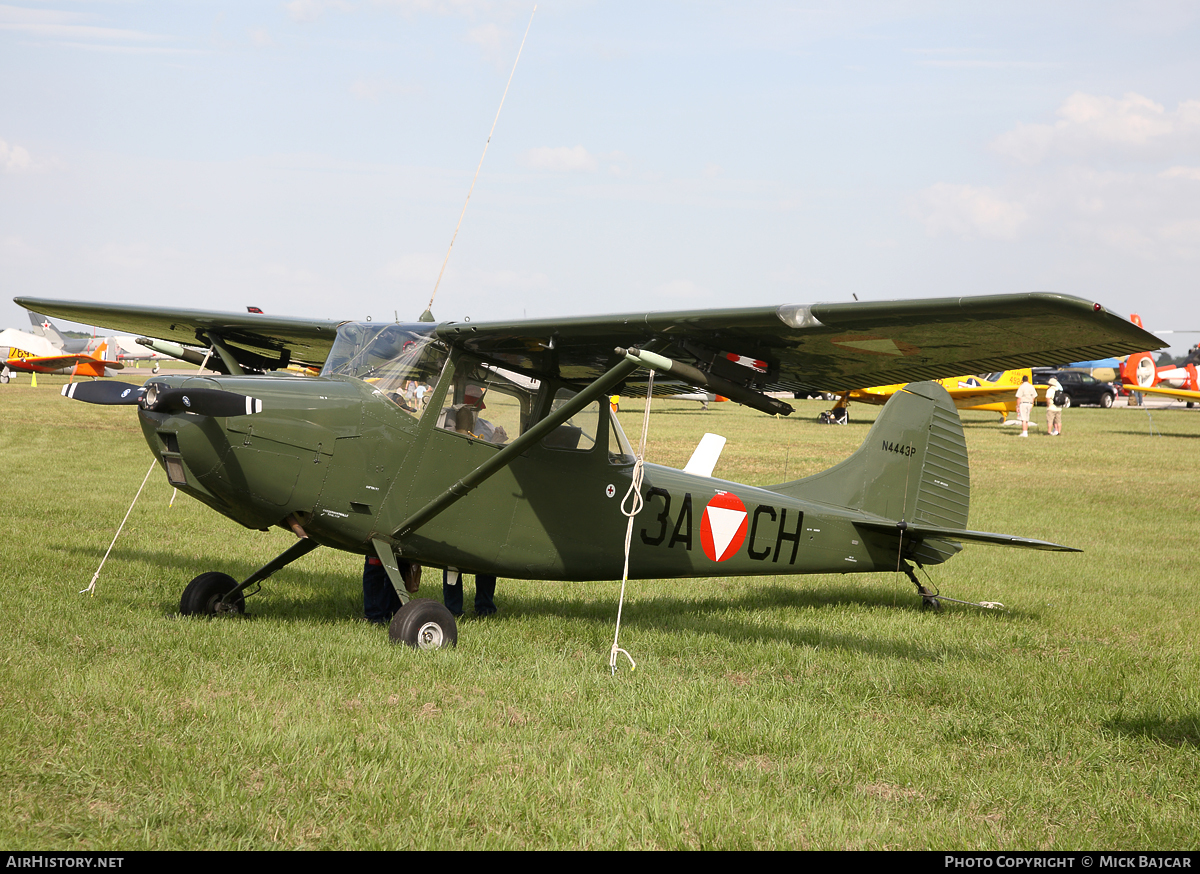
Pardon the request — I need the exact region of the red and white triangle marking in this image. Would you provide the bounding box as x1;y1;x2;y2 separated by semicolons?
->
701;492;748;562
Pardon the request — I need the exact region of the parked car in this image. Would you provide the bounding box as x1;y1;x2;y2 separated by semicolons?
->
1032;368;1118;408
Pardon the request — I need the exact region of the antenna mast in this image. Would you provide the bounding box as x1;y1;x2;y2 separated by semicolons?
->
421;5;537;323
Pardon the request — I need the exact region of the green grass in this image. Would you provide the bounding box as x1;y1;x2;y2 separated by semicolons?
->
2;374;1198;849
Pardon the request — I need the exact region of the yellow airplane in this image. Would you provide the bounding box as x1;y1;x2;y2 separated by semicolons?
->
821;369;1042;423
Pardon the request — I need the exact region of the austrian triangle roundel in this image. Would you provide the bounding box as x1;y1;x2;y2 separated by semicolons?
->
701;492;749;562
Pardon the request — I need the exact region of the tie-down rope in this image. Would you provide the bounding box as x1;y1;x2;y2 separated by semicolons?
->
82;460;158;595
610;369;656;675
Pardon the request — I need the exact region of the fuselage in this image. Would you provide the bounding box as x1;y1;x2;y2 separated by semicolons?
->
137;370;913;582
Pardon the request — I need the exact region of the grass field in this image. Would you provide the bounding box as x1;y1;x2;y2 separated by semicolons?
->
2;374;1198;849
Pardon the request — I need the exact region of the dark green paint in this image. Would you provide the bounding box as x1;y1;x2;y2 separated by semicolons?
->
20;293;1136;608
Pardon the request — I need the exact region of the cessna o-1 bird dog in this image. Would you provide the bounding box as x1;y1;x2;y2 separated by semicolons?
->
16;293;1161;649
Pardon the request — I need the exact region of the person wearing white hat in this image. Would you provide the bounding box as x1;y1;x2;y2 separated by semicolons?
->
1044;377;1064;437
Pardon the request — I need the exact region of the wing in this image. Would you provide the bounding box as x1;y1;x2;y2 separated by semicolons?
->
12;298;343;372
436;293;1163;395
1122;384;1200;402
854;384;1023;408
15;292;1162;393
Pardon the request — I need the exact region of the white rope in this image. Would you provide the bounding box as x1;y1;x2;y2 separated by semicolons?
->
610;369;655;675
81;460;157;596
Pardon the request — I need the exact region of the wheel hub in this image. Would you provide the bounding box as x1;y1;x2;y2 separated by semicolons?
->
415;621;445;649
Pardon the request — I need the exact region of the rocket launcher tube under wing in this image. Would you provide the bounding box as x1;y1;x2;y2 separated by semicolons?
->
137;338;210;367
618;347;793;416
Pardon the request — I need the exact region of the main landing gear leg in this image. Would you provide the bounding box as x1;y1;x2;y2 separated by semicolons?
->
180;539;320;616
901;561;941;612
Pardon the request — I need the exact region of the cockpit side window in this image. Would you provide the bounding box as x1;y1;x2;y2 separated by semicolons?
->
608;407;635;464
322;323;448;420
540;388;600;452
436;359;541;446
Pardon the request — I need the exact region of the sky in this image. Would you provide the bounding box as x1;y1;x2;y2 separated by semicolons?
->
2;1;1198;354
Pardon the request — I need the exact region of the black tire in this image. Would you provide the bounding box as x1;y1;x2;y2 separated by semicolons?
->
180;572;244;616
389;599;457;649
1100;392;1113;409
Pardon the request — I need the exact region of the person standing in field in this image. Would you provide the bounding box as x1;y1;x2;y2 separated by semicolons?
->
1015;375;1038;438
1044;376;1063;437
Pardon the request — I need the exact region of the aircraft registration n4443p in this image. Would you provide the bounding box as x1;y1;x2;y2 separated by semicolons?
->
16;293;1162;648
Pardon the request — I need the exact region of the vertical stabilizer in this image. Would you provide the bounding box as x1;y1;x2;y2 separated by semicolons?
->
769;381;970;530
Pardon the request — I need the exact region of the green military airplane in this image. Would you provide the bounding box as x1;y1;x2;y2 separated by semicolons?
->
15;293;1162;648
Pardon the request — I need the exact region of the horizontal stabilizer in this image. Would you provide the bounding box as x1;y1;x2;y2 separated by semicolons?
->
855;519;1080;552
682;433;727;478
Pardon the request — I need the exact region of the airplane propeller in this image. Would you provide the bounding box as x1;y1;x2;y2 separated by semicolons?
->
63;381;262;417
61;381;145;405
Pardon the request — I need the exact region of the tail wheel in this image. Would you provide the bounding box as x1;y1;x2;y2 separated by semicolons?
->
180;572;245;616
389;599;457;649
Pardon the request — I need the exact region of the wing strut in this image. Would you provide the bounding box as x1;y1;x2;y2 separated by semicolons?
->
394;353;641;539
200;331;245;376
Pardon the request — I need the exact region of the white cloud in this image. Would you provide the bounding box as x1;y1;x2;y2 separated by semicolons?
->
285;1;511;25
349;75;418;102
0;138;33;173
1161;166;1200;181
284;0;350;24
654;279;709;300
523;146;599;174
466;22;504;50
0;236;41;260
1158;220;1200;259
0;3;166;45
378;252;443;283
918;183;1028;241
994;92;1200;164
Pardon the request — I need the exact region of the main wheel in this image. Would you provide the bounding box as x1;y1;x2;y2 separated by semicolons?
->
0;373;8;384
1100;392;1113;408
180;572;245;616
389;599;457;649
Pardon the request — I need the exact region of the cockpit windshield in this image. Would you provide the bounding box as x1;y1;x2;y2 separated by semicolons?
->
322;322;449;417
